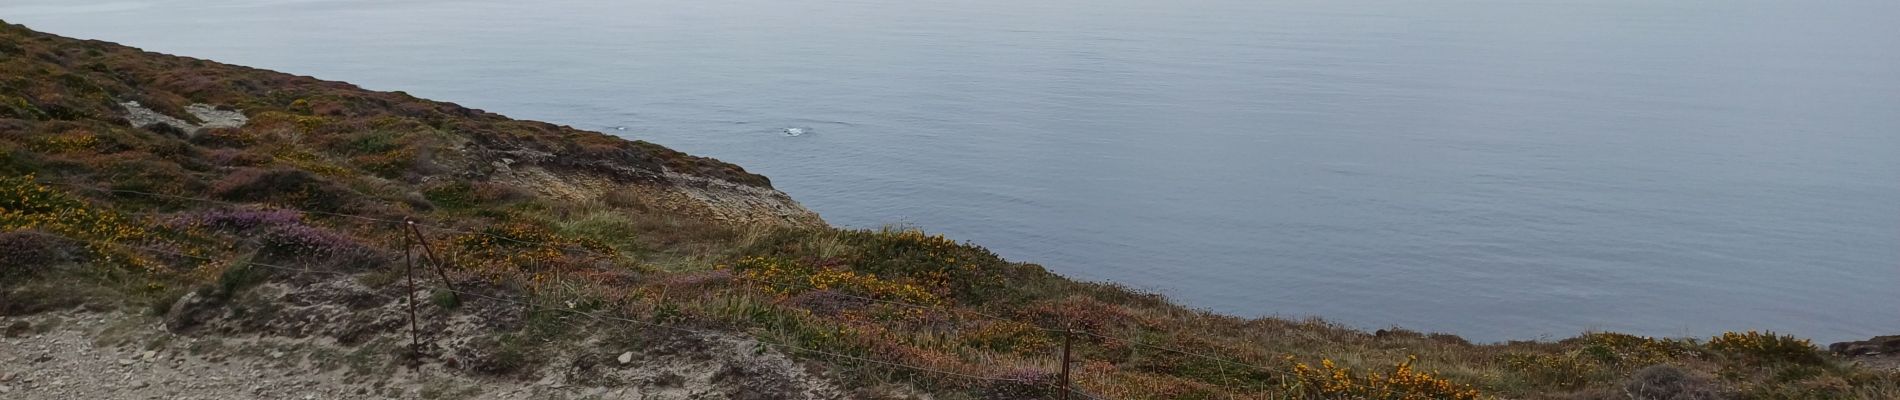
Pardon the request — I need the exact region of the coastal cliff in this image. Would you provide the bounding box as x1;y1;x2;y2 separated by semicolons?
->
2;21;1896;400
0;19;819;230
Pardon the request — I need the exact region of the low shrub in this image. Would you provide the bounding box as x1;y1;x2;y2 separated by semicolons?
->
0;174;149;243
549;209;645;256
1624;365;1724;400
26;129;98;153
1287;356;1482;400
191;127;259;148
785;289;869;317
99;157;195;200
173;207;301;231
738;228;1022;304
202;148;271;167
212;262;266;301
1708;331;1822;365
351;149;415;178
1570;332;1701;368
731;255;942;310
271;150;353;177
257;224;377;267
330;130;403;155
425;181;530;210
959;320;1054;354
422;181;477;209
0;229;79;279
978;368;1060;400
141;121;189;137
1019;296;1132;335
1503;352;1605;390
209;168;356;212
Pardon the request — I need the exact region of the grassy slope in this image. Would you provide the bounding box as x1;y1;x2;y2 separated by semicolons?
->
1;21;1894;399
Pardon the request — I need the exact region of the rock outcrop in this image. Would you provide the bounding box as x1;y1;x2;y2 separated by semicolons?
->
1831;336;1900;357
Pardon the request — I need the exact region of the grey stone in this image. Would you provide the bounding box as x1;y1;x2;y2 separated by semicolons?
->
1830;335;1900;356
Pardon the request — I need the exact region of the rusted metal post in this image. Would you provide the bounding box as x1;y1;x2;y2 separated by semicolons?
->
403;229;419;367
404;220;460;303
1061;328;1073;400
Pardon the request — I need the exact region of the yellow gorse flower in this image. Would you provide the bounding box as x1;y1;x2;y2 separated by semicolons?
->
1288;355;1483;400
0;174;149;243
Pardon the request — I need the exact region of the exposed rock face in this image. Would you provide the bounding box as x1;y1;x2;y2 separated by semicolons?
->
484;148;823;228
660;171;824;228
1830;336;1900;357
186;103;249;129
1830;336;1900;372
120;101;248;136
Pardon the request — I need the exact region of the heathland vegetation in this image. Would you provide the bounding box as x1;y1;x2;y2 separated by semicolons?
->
2;20;1895;399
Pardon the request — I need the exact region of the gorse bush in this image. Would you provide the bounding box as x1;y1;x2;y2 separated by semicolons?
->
1503;352;1604;390
733;255;941;309
848;229;1012;301
740;228;1029;305
959;319;1054;353
1499;333;1712;391
1708;331;1822;365
27;130;99;153
1287;356;1482;400
1571;332;1700;367
447;221;621;284
350;147;416;178
0;174;148;244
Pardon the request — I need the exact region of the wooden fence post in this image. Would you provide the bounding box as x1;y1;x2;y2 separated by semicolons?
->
1061;328;1073;400
404;221;459;303
403;228;419;367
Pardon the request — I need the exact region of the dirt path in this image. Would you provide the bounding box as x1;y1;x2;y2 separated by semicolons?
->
3;311;499;399
0;311;851;399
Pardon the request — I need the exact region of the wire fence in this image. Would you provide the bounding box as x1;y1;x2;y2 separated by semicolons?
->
29;177;1292;398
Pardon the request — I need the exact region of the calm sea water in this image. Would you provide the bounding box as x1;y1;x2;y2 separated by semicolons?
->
7;0;1897;343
